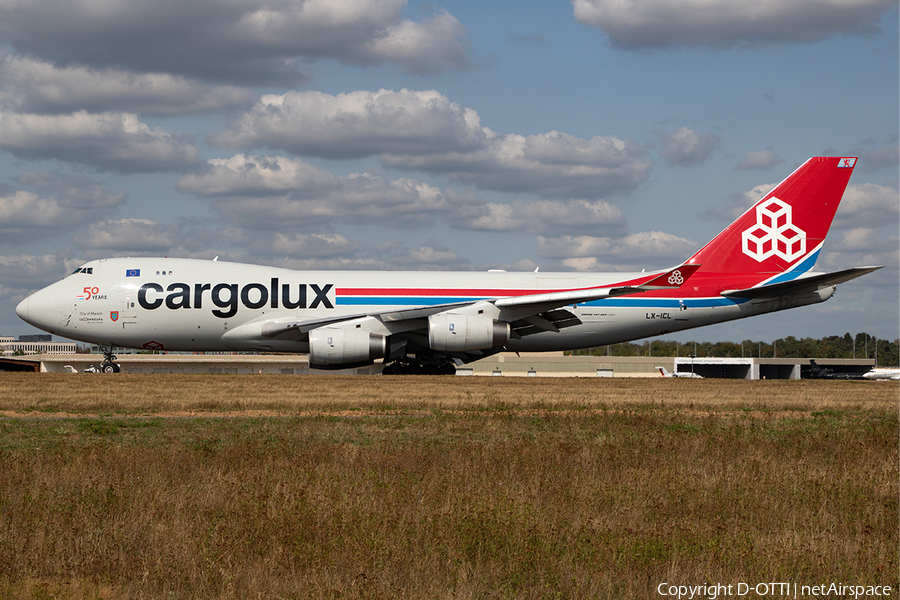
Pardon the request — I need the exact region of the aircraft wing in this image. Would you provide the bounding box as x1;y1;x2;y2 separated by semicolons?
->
259;302;472;338
720;266;882;300
495;264;701;312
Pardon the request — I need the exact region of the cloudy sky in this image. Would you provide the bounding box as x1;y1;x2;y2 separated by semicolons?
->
1;0;897;344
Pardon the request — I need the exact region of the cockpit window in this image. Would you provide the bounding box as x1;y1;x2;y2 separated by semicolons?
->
71;267;93;274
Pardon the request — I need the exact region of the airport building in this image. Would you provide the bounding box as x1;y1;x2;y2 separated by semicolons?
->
1;336;78;357
0;351;875;378
670;357;873;380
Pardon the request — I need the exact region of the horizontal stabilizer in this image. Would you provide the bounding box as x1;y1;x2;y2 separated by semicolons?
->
721;266;882;300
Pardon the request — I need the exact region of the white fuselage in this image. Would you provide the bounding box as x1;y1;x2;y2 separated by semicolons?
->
16;257;835;357
862;368;900;380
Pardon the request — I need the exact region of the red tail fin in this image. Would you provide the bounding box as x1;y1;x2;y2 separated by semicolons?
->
686;157;856;280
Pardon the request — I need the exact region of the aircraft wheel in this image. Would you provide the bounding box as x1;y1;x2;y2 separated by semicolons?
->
403;361;423;375
440;362;457;375
102;362;121;373
382;362;399;375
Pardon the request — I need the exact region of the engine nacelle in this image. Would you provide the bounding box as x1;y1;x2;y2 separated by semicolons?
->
309;326;387;367
428;313;510;352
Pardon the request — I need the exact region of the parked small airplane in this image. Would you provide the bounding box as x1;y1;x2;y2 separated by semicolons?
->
807;359;868;380
16;157;880;374
657;367;703;379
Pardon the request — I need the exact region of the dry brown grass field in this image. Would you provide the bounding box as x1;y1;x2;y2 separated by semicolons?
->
0;374;897;599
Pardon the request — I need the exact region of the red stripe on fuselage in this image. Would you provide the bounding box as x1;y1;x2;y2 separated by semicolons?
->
337;287;542;297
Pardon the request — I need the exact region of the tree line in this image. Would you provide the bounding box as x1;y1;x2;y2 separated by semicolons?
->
569;333;899;366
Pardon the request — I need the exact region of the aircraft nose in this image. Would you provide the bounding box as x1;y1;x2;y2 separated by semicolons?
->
15;296;29;322
16;284;66;332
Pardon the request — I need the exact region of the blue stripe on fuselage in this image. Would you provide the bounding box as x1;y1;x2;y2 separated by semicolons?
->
581;297;746;308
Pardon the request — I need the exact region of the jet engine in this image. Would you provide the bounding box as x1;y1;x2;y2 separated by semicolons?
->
309;325;387;367
428;313;510;352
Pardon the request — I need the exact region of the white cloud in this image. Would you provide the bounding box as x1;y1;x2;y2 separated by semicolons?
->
835;227;881;252
272;255;387;271
448;198;626;236
211;90;652;198
178;154;452;229
72;218;180;251
180;155;637;236
700;183;777;223
0;111;201;172
657;126;720;166
390;239;471;270
209;238;470;271
15;172;127;210
833;183;899;229
177;154;340;197
0;192;72;239
0;53;254;116
537;231;698;270
860;145;899;171
0;254;69;300
246;233;359;259
0;0;469;85
819;236;898;289
0;174;126;242
382;130;652;198
210;89;488;159
736;149;784;170
360;10;469;75
573;0;895;49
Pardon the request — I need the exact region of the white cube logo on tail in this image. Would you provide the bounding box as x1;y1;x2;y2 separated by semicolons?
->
741;197;806;263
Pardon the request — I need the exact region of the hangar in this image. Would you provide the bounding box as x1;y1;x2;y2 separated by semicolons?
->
671;357;874;380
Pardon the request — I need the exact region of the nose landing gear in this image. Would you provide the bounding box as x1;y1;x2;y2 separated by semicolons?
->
99;346;120;373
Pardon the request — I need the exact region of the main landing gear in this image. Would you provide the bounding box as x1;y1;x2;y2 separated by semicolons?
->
382;359;456;375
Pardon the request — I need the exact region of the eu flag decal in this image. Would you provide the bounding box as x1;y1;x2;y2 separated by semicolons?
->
126;269;140;277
